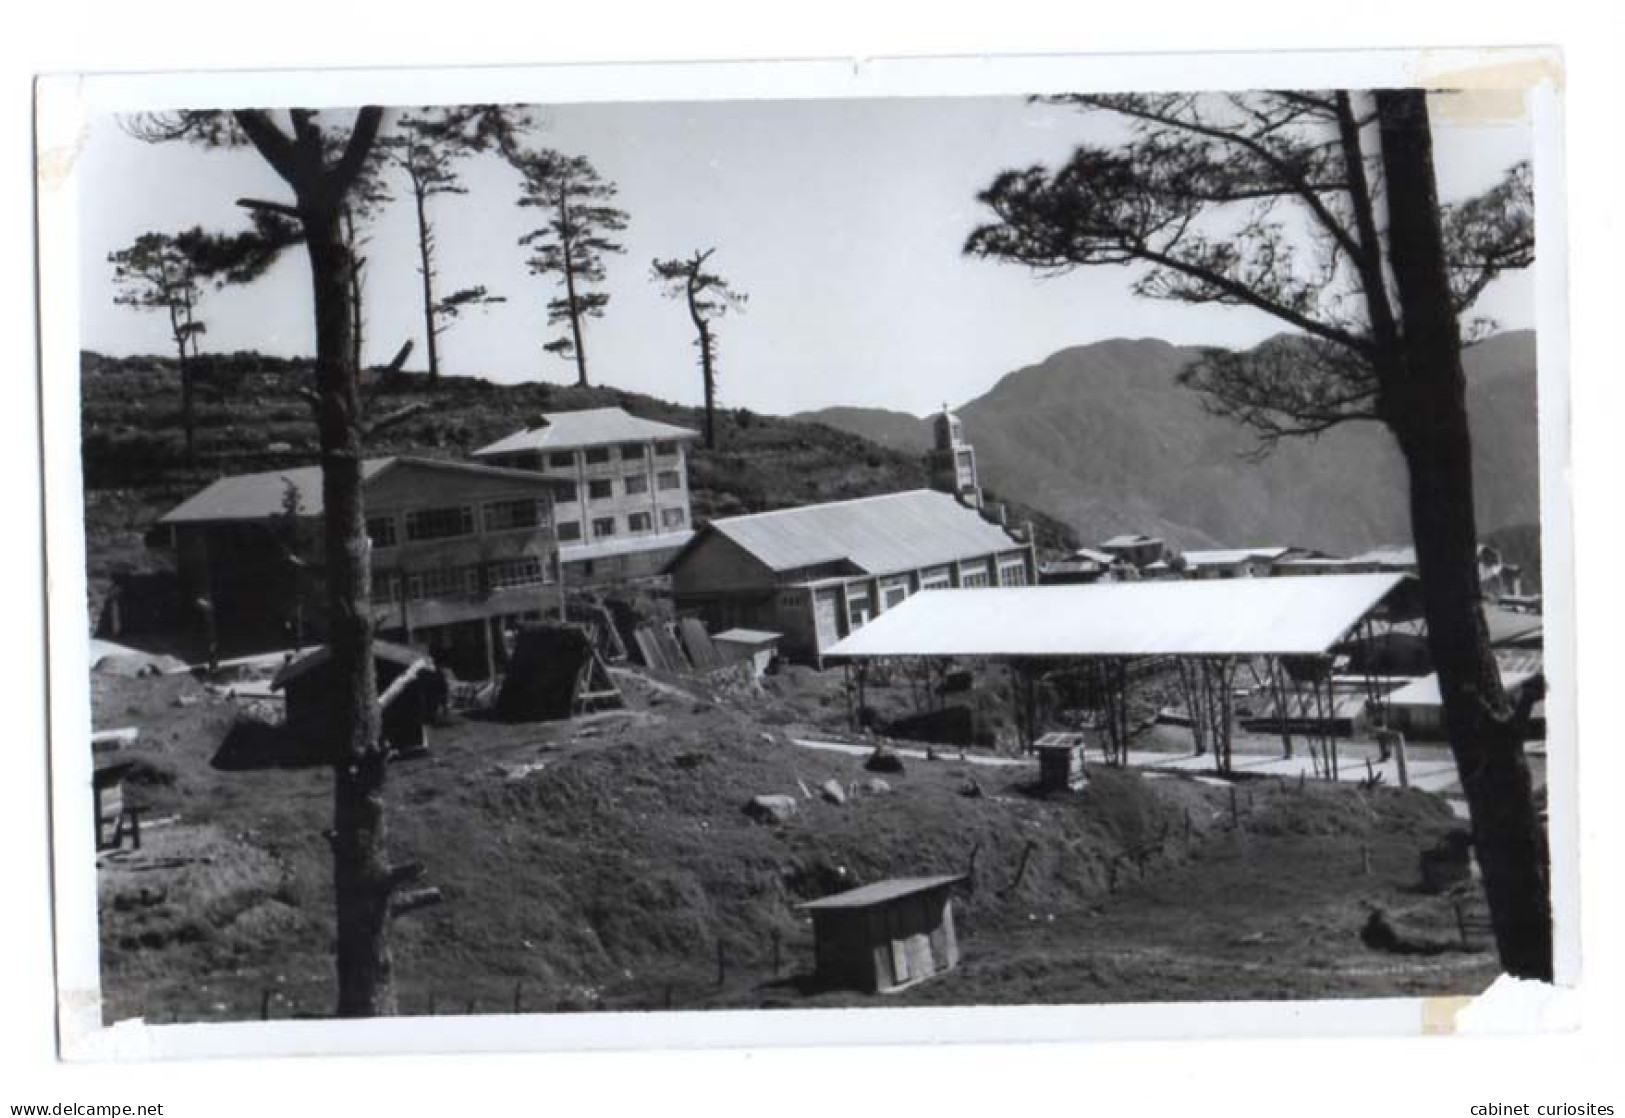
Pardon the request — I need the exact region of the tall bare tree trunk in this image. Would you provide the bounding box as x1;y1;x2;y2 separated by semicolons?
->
412;183;440;385
306;205;394;1016
1375;88;1551;981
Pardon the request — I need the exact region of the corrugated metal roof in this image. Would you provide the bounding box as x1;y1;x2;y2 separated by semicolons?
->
702;489;1023;576
561;529;694;563
473;407;699;457
159;457;564;524
712;628;782;645
1182;547;1291;566
1386;664;1540;708
826;573;1410;659
797;874;966;910
1101;533;1163;548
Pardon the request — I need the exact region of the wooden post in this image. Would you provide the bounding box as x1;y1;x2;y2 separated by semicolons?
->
261;988;272;1021
1394;732;1410;789
482;615;498;683
129;807;142;852
664;983;673;1010
513;980;523;1014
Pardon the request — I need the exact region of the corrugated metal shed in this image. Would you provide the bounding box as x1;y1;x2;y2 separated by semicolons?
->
473;406;699;457
825;573;1410;659
698;490;1022;576
159;457;565;524
798;874;966;910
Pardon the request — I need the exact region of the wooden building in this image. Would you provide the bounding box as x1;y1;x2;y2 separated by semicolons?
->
159;456;569;678
799;874;966;993
668;489;1036;662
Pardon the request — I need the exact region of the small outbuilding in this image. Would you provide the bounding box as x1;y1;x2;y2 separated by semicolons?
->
711;628;782;677
1035;731;1090;792
272;640;441;756
799;874;965;993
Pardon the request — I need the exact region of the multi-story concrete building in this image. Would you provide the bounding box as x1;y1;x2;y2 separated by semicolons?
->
473;407;700;584
668;488;1036;662
158;456;568;678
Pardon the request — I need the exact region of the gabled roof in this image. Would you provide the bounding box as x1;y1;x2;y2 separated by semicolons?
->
826;573;1411;659
680;490;1024;577
271;639;427;690
1071;548;1115;566
473;407;700;457
1101;533;1163;549
158;457;565;525
798;874;966;911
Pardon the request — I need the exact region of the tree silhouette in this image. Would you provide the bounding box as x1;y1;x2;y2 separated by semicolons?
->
125;105;528;1015
107;232;212;470
510;148;628;387
967;89;1548;979
650;248;748;449
382;110;505;384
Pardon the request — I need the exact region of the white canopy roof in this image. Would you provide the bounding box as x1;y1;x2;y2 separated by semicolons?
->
825;573;1409;660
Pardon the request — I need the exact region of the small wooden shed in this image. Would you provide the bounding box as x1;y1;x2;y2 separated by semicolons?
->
1035;731;1090;792
712;628;783;678
798;874;965;993
272;640;440;756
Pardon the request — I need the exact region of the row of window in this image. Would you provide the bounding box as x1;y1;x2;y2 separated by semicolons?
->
369;498;550;548
555;470;683;504
844;560;1028;626
556;506;687;543
543;440;682;470
371;557;553;604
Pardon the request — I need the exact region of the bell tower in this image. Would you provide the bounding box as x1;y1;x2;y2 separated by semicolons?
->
928;404;982;510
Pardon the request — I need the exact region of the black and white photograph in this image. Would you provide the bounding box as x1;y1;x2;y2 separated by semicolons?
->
29;43;1587;1073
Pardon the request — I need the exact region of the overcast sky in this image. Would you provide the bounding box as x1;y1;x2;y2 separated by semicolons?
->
77;95;1534;417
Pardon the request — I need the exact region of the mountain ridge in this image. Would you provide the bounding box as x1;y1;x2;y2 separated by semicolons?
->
796;330;1540;556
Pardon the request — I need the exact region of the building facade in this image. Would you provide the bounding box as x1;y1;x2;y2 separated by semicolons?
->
159;456;567;678
927;405;982;509
668;489;1037;661
473;407;700;584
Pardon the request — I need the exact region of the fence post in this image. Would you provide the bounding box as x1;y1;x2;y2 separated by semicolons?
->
260;988;271;1021
513;981;523;1014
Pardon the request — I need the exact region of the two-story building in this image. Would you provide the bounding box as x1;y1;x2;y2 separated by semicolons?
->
473;406;700;584
667;488;1037;662
158;456;569;678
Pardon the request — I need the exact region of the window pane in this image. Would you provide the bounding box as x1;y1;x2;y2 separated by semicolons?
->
628;512;651;532
557;521;582;542
483;498;544;532
584;447;611;464
625;474;649;495
367;516;397;548
620;443;646;460
592;517;617;538
548;451;575;469
660;507;686;529
588;479;613;500
657;471;681;490
404;505;474;541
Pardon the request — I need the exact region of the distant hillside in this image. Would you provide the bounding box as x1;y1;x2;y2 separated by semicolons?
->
78;352;1077;615
798;331;1541;556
